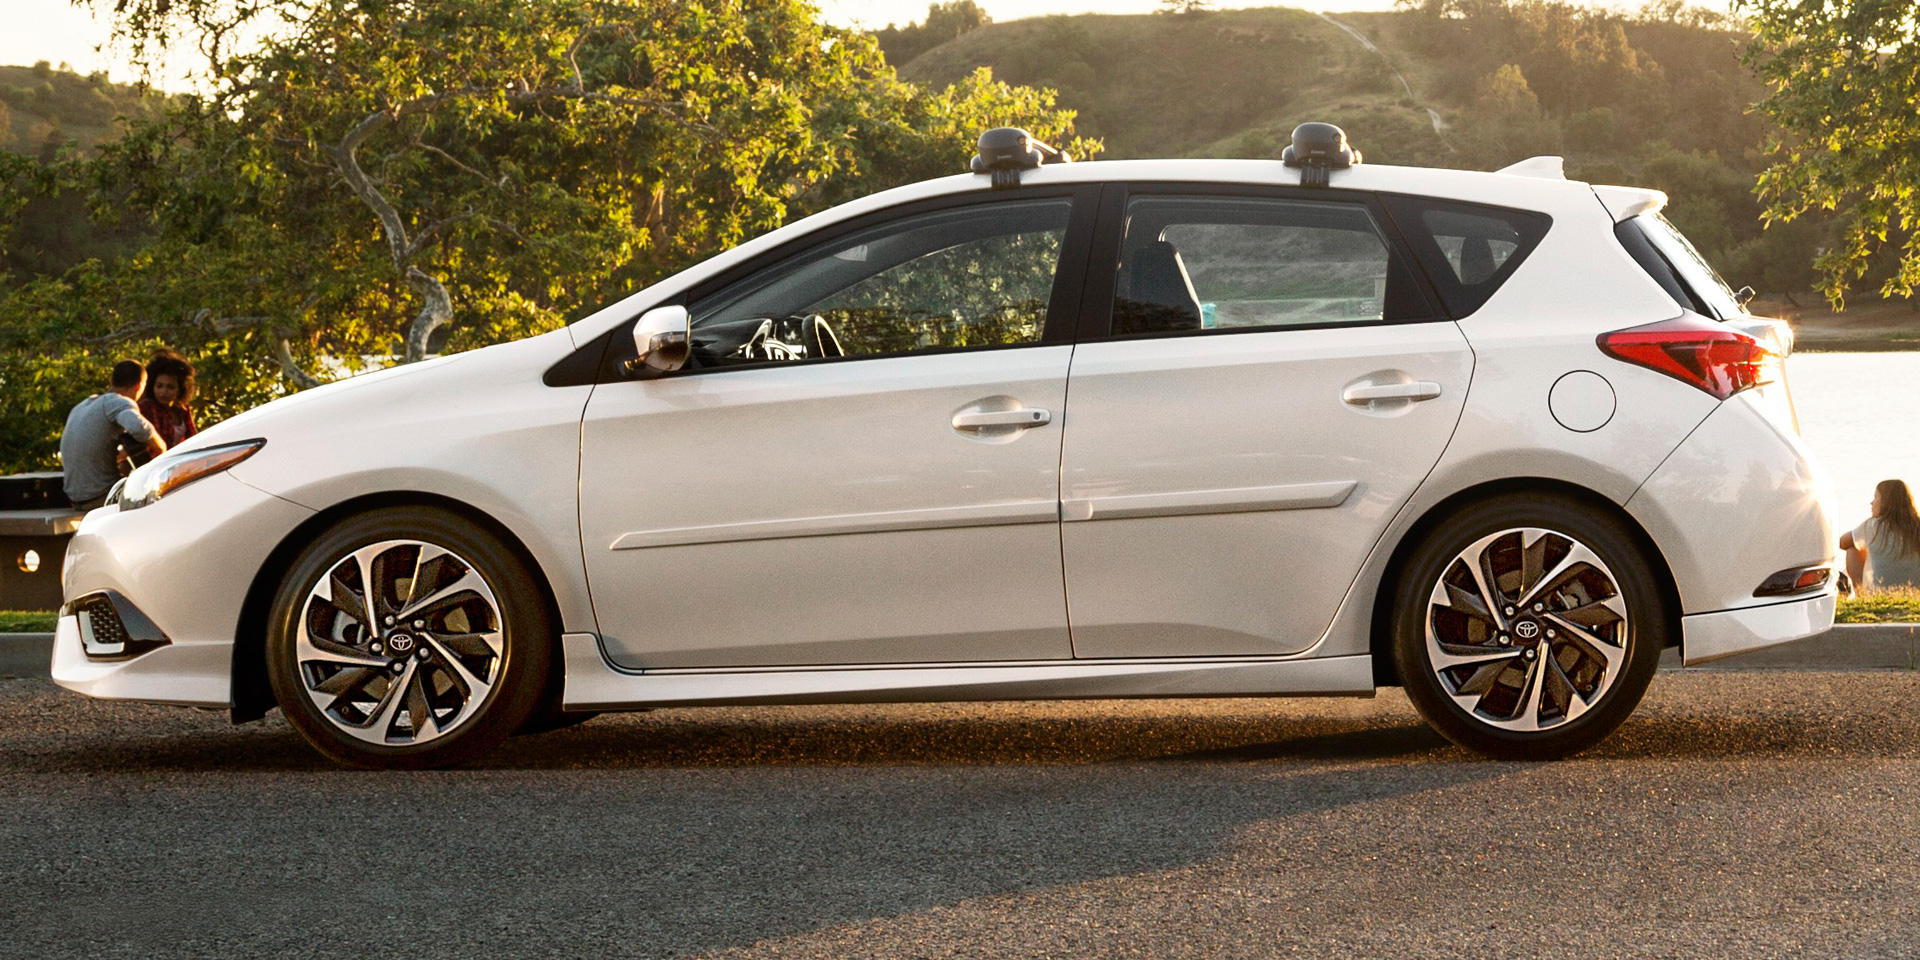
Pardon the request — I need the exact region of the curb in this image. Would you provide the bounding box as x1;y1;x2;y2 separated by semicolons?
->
1661;623;1920;672
0;632;53;679
6;626;1920;682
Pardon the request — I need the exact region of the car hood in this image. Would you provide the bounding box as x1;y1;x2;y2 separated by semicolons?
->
181;352;476;455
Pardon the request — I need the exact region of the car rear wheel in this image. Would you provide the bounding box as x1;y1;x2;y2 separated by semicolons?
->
1392;494;1667;760
266;506;552;769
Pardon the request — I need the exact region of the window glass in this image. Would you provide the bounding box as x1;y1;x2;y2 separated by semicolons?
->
1382;196;1552;318
688;199;1070;367
1111;197;1430;336
1424;209;1523;284
1614;217;1702;313
1633;213;1742;319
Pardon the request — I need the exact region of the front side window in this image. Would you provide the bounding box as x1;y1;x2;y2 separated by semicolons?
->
687;199;1072;367
1110;196;1435;337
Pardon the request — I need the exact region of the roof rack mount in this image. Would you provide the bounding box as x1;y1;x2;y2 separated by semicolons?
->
971;128;1071;190
1281;122;1361;189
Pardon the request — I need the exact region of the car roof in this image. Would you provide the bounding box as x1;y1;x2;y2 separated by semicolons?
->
566;155;1651;343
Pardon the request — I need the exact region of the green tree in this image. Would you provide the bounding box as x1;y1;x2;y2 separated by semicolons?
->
1635;144;1756;265
1453;63;1561;168
0;0;1093;472
875;1;990;66
1740;0;1920;305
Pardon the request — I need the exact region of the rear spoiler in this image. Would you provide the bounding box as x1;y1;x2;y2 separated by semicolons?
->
1593;185;1667;223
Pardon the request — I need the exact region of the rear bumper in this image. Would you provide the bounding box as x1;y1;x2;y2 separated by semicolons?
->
1627;391;1837;617
1681;589;1836;666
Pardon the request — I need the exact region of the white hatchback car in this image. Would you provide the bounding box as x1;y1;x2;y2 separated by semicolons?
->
55;124;1836;768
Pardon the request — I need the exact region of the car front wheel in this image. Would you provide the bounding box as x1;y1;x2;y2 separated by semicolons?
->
266;507;552;769
1392;494;1668;760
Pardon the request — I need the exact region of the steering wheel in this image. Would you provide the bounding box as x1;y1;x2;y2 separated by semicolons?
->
731;314;844;362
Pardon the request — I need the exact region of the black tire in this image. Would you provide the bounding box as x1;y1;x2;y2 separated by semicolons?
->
266;506;553;769
1391;493;1668;760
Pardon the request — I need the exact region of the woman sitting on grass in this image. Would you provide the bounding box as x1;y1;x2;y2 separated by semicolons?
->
1841;479;1920;591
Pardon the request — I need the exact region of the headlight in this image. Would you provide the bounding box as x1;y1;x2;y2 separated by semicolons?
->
119;439;266;511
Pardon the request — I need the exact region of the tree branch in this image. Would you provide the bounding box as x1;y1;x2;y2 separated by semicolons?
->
405;211;482;262
273;334;323;389
75;323;159;346
403;265;453;363
329;109;413;274
323;57;709;366
413;139;515;195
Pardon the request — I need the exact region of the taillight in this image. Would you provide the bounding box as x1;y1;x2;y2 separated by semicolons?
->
1596;316;1782;400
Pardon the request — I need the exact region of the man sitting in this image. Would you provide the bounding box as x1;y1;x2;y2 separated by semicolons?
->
60;359;168;510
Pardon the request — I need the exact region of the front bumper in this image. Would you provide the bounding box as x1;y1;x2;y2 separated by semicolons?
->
51;471;314;707
51;612;233;706
1681;589;1837;666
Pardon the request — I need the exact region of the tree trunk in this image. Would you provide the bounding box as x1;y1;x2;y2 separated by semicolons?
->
404;266;453;362
332;108;452;366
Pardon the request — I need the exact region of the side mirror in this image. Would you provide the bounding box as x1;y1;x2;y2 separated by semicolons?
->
1735;285;1756;308
626;305;690;377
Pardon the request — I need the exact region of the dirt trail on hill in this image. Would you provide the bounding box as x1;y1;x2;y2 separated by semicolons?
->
1316;13;1447;137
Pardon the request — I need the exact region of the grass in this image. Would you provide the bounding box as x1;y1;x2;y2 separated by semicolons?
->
1836;588;1920;624
0;610;56;632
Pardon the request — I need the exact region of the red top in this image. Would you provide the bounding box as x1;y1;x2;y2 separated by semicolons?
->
138;399;198;448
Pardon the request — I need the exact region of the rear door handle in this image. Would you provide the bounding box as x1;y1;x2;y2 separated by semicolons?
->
952;408;1052;430
1342;381;1442;404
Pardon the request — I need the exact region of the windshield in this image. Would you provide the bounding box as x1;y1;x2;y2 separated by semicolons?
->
1635;213;1743;319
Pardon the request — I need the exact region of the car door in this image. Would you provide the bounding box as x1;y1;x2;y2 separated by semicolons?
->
1060;185;1474;658
579;188;1095;669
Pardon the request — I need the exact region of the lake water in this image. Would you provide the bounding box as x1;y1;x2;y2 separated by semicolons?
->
1787;351;1920;531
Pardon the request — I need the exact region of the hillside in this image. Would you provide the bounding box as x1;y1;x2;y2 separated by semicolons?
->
896;6;1760;169
900;9;1446;165
0;61;164;156
891;4;1874;310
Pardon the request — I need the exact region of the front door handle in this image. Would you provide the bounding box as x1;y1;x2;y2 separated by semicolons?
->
1342;381;1442;405
952;408;1052;430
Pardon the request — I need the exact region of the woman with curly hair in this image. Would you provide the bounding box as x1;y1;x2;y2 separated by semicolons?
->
1841;479;1920;591
138;349;199;449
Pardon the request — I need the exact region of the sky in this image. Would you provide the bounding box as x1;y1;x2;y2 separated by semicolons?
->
6;0;1744;88
2;0;1417;87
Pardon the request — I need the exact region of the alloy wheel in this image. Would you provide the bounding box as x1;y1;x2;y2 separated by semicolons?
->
1424;527;1632;732
295;539;504;746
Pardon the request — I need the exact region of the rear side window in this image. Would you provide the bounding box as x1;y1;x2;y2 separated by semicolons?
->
1382;196;1552;318
1110;195;1439;337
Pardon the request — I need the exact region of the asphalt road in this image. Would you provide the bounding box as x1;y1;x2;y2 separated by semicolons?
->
5;665;1920;959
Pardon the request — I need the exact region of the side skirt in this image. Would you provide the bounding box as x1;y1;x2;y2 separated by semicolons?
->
558;633;1376;711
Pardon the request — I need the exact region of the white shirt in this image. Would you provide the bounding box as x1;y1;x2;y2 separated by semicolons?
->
1852;516;1920;590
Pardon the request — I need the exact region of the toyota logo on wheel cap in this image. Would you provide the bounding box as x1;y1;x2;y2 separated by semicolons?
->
387;633;415;653
1514;620;1541;640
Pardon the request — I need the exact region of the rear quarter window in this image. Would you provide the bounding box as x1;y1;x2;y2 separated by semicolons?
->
1615;213;1742;320
1381;195;1553;318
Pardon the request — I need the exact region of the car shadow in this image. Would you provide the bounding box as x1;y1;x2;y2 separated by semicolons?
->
6;708;1461;774
8;687;1917;775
